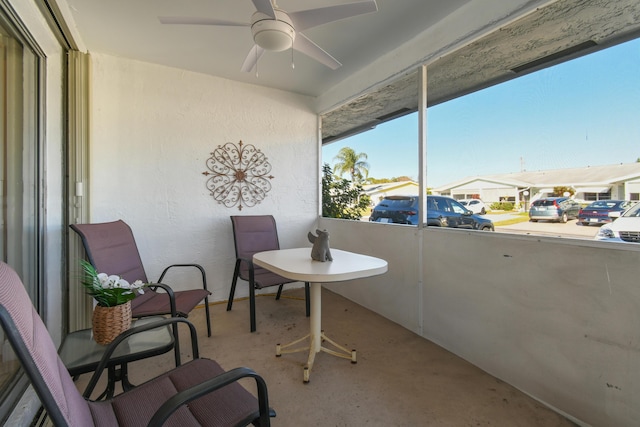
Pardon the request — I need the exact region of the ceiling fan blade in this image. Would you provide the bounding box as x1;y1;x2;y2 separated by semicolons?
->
289;0;378;31
158;16;248;27
293;33;341;70
251;0;276;18
241;45;266;72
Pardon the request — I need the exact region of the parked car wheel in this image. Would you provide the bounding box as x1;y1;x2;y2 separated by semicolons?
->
560;212;568;223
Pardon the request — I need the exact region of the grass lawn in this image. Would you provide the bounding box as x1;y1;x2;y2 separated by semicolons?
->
489;212;530;227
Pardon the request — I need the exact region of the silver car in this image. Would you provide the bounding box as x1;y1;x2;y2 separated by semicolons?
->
529;197;581;223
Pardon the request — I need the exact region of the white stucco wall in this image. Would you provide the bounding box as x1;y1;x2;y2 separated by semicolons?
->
321;219;422;331
626;180;640;198
87;54;319;302
320;217;640;426
422;230;640;426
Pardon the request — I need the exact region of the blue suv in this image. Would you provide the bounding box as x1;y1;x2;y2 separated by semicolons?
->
369;195;494;230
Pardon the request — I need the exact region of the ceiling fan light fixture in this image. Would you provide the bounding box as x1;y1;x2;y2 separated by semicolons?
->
159;1;379;72
251;10;295;52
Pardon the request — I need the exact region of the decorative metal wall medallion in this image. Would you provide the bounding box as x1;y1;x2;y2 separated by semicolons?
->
202;140;274;210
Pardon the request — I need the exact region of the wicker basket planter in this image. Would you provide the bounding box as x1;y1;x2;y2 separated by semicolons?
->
92;301;132;345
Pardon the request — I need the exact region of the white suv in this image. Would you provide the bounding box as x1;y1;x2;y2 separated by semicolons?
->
459;199;488;215
595;202;640;243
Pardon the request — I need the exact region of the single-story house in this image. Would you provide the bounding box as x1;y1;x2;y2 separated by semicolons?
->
363;181;420;205
433;162;640;206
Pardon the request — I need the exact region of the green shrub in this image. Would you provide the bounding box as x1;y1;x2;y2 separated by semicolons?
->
489;201;515;211
321;163;370;220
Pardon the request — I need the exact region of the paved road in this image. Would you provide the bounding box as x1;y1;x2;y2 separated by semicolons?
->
494;216;600;240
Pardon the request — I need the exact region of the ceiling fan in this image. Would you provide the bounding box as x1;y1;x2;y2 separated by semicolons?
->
158;0;378;73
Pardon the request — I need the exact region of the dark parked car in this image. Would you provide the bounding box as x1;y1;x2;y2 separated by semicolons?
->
578;200;636;226
369;195;419;225
529;197;581;223
369;195;494;230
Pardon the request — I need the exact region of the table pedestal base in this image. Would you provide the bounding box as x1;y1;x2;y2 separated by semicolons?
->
275;282;356;383
96;363;136;400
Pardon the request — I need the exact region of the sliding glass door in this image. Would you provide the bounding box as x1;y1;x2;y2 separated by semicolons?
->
0;13;43;417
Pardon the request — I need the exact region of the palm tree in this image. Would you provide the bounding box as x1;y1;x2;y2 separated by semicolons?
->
332;147;370;184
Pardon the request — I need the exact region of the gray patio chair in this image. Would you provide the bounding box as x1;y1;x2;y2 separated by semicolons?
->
0;261;274;426
227;215;310;332
70;220;212;337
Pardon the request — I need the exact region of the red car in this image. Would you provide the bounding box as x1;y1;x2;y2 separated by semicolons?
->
578;200;636;226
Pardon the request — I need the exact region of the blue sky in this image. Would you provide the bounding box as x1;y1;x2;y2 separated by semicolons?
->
322;37;640;188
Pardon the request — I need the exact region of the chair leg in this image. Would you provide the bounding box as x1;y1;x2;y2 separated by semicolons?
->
305;282;310;317
275;284;284;300
249;285;257;333
204;296;211;337
227;260;241;311
171;321;182;366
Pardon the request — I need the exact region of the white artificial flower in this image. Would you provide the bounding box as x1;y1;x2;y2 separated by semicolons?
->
132;280;145;294
97;272;109;288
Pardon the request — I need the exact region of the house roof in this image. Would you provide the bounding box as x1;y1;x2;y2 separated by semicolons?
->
433;163;640;192
363;181;419;196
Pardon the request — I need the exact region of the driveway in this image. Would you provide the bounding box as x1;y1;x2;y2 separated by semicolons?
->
496;217;600;239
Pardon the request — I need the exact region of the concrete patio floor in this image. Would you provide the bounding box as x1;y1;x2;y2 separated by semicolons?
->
74;287;576;426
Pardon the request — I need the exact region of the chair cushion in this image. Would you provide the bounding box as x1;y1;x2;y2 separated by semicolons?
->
131;289;211;318
89;359;260;427
231;216;280;259
70;221;149;283
0;263;95;426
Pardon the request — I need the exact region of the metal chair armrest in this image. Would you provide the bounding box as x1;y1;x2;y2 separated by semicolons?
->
157;263;208;291
144;282;178;318
147;366;274;427
83;317;199;398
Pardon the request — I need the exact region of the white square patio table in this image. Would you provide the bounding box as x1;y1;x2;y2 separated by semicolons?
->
253;247;388;382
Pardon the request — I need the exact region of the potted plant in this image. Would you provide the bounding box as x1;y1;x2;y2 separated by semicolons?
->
80;260;146;344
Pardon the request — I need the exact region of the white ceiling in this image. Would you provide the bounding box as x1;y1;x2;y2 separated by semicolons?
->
60;0;640;143
64;0;469;97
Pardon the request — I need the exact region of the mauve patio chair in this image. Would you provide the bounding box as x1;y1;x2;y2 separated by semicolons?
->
228;215;310;332
0;261;274;426
70;220;212;346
